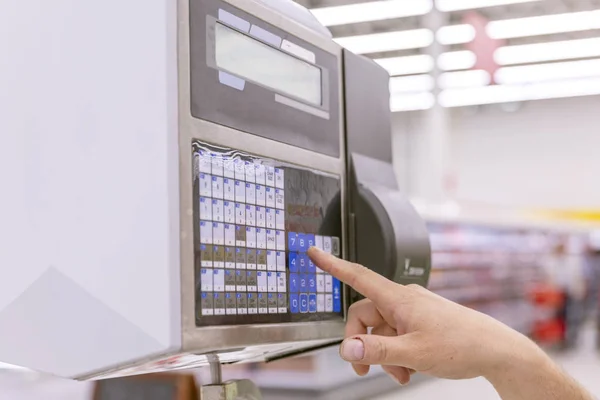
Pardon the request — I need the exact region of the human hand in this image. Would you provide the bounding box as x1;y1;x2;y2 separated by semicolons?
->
307;247;541;386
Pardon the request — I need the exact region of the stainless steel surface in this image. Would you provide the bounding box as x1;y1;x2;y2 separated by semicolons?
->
274;94;330;119
201;379;263;400
177;0;348;357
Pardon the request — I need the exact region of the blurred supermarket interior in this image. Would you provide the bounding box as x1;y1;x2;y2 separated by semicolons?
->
4;0;600;398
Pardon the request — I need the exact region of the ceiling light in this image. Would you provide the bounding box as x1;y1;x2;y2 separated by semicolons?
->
439;76;600;107
438;51;477;71
374;55;435;76
436;0;541;12
310;0;433;27
437;24;476;45
390;75;435;93
495;58;600;85
495;37;600;65
391;92;435;112
439;70;491;89
334;29;434;55
487;10;600;39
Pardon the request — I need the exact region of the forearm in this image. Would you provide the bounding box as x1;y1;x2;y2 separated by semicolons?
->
485;337;593;400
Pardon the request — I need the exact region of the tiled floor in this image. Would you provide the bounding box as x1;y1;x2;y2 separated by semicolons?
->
375;327;600;400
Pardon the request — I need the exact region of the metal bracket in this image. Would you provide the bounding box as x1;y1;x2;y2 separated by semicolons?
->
200;355;263;400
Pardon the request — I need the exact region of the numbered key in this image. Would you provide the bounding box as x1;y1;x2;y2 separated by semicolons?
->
275;168;284;189
245;183;256;204
200;197;212;221
211;153;224;176
288;232;299;252
199;173;212;197
212;176;224;199
235;180;245;203
276;230;286;251
223;201;235;224
223;178;235;201
199;150;212;173
255;163;266;185
265;187;275;208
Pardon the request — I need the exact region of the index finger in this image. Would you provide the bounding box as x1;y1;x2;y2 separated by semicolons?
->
307;247;402;304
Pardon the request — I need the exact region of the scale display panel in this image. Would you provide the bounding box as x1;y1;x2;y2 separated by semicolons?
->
214;22;322;106
189;0;341;158
192;141;343;326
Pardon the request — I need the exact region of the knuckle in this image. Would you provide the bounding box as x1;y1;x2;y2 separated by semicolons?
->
349;298;370;311
403;284;426;301
347;301;362;315
392;306;413;325
369;338;388;363
406;283;424;291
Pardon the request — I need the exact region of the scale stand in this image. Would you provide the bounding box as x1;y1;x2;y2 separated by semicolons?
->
200;356;263;400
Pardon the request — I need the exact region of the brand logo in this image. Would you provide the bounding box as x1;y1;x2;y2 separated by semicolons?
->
403;258;425;277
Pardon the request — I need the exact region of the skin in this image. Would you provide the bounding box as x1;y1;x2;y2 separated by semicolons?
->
307;247;594;400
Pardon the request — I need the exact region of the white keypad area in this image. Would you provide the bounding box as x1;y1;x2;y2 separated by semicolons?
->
198;149;288;317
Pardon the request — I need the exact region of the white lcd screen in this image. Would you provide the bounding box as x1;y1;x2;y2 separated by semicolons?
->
215;23;322;106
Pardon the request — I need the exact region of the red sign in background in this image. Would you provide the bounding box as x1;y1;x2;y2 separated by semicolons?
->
462;11;507;84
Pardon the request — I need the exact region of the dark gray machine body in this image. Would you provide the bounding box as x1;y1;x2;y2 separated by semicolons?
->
343;50;431;302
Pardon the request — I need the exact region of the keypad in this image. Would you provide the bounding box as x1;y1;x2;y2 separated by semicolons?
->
195;145;342;322
199;150;286;317
287;232;341;314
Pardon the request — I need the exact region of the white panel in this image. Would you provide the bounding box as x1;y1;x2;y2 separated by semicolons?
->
0;269;166;378
0;0;179;377
394;96;600;210
450;97;600;210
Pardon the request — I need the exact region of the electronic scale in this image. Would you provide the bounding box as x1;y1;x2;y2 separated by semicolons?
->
0;0;431;398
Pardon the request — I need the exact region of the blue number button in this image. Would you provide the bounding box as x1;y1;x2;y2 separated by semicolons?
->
333;278;342;313
290;273;300;292
306;234;316;249
288;232;299;251
298;254;308;273
300;293;309;314
289;252;298;272
308;257;316;274
308;274;316;293
290;294;299;314
309;294;317;313
299;275;308;291
298;233;307;252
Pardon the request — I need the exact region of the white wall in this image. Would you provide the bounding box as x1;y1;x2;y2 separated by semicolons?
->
392;110;450;201
393;96;600;210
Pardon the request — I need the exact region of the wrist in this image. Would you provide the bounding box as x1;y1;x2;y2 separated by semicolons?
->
483;332;551;387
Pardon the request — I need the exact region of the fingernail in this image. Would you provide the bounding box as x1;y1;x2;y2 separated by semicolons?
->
392;374;409;386
341;339;365;361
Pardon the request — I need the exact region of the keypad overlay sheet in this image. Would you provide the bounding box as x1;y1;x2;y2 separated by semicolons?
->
193;141;343;326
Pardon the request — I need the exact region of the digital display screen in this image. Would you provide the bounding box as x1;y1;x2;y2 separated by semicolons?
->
192;141;343;326
215;23;322;106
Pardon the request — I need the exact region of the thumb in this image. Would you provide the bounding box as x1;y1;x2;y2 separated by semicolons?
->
340;334;422;369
